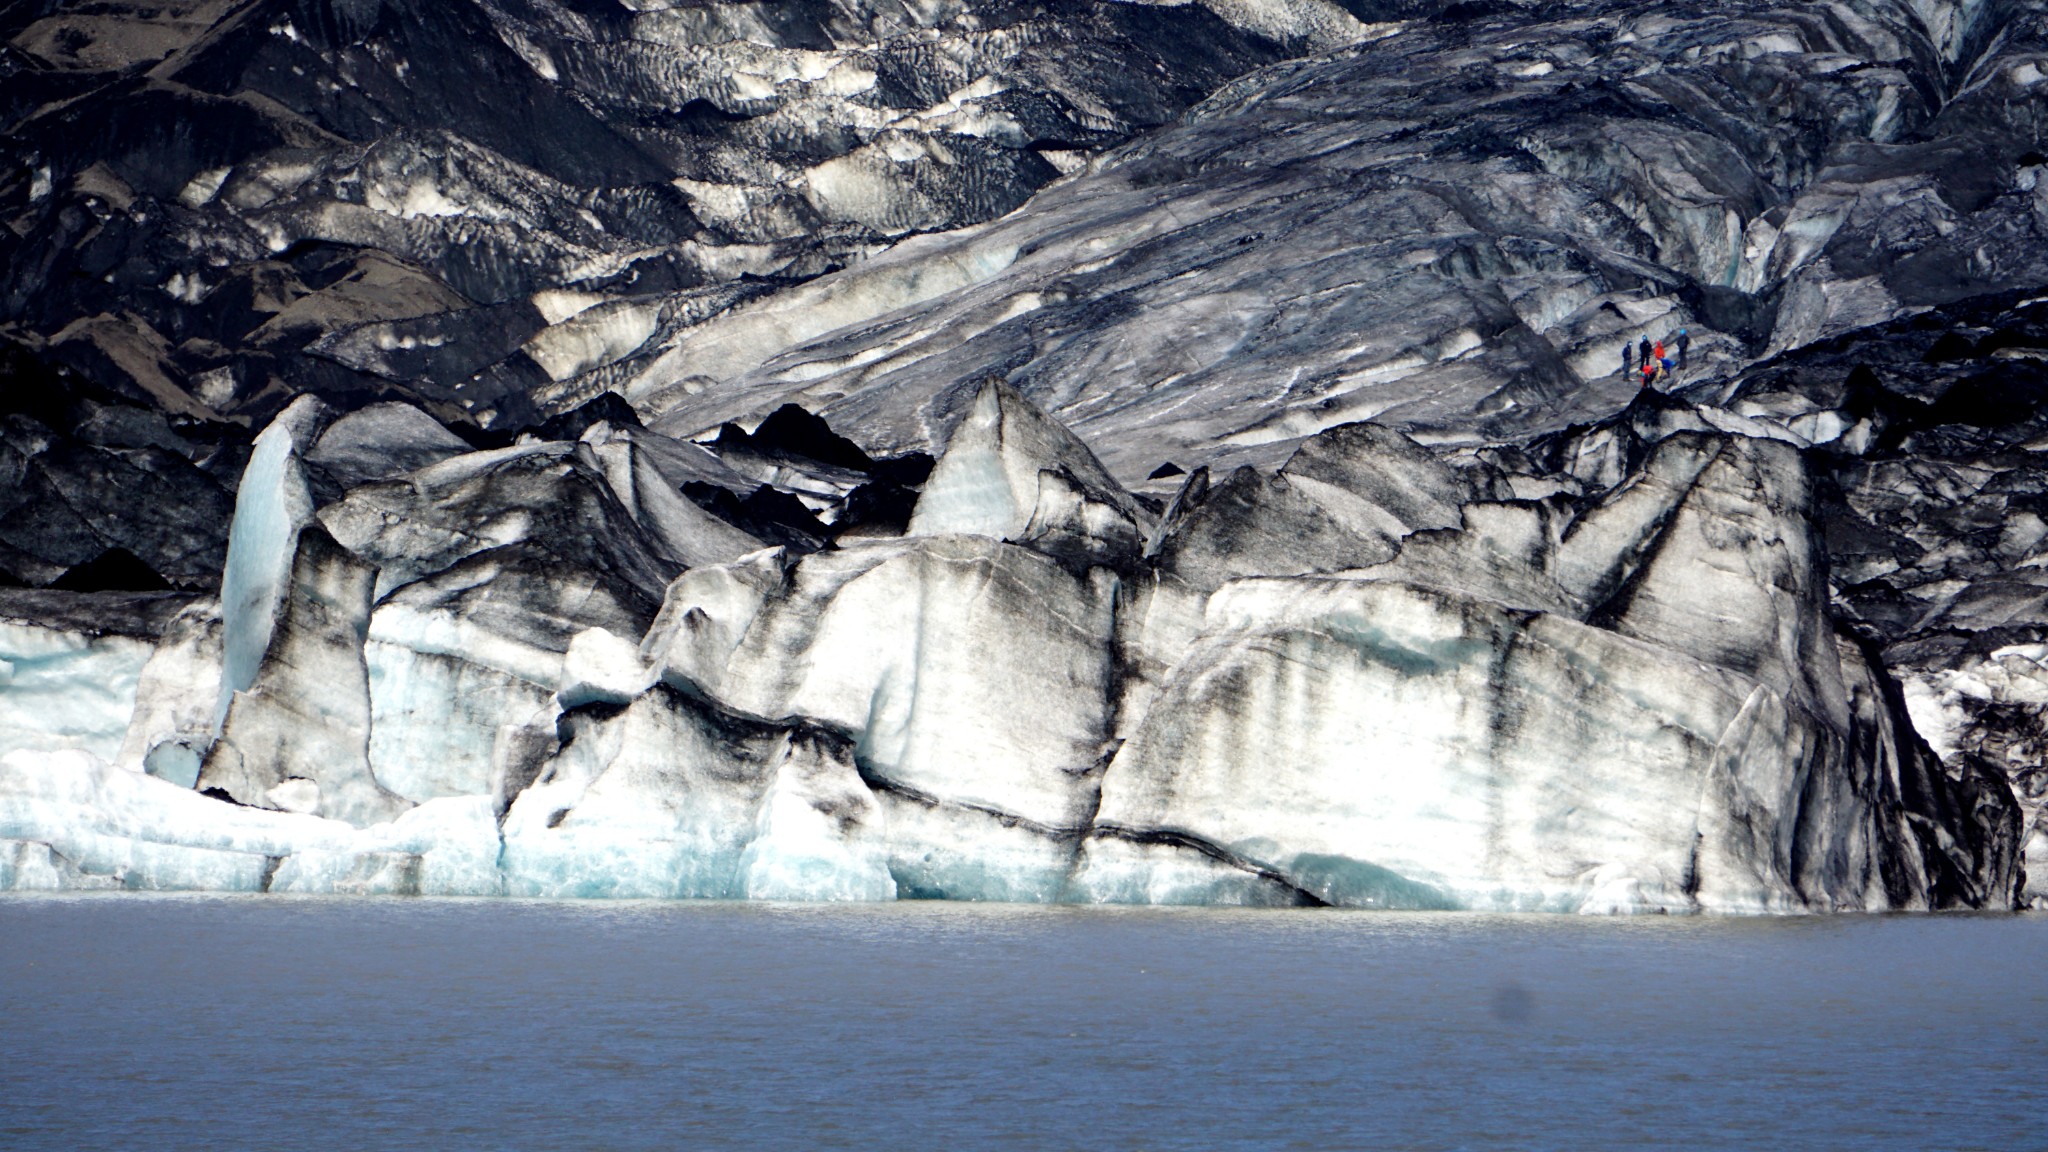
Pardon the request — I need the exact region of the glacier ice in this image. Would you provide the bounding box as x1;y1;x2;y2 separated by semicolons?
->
1087;577;1921;913
0;0;1322;445
116;600;223;786
200;525;410;828
908;379;1151;568
0;749;507;896
214;396;327;727
0;371;2026;910
365;636;555;804
304;401;471;490
498;689;895;901
0;619;153;763
1;0;2043;913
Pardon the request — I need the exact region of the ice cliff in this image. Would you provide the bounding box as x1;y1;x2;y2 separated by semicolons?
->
0;376;2025;909
2;0;2046;909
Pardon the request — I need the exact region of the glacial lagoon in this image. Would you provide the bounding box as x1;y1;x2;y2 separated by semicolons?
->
3;896;2042;1150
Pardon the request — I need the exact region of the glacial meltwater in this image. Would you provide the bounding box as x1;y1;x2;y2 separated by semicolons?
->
2;898;2042;1150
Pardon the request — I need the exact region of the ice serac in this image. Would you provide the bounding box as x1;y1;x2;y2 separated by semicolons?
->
1090;417;2019;912
215;396;333;728
1278;421;1491;543
576;419;769;570
908;379;1150;570
304;402;471;490
1115;419;1475;738
499;688;890;900
312;425;734;803
118;600;223;787
198;525;410;828
668;533;1122;900
317;439;685;601
634;382;1134;899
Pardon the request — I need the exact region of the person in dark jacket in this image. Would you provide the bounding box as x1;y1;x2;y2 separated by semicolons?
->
1638;335;1653;374
1623;341;1634;376
1675;328;1690;369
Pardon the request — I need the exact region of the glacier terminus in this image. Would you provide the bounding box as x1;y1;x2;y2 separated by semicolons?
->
2;0;2046;912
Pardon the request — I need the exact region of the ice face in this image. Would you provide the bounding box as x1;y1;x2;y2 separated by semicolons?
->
215;396;329;728
704;535;1120;833
3;386;2023;908
116;601;222;778
0;838;113;891
0;621;153;763
1090;578;1902;913
304;401;471;490
366;640;555;803
641;547;791;698
1063;834;1309;908
500;688;798;899
3;370;2028;911
200;526;411;828
735;731;896;903
0;749;349;892
557;628;655;710
269;796;504;897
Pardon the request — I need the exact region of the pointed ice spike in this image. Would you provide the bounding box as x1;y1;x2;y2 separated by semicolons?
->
215;395;335;730
908;379;1149;566
909;379;1133;537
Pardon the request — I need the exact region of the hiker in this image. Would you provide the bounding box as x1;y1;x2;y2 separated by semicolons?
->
1676;328;1690;369
1637;335;1653;375
1622;341;1634;376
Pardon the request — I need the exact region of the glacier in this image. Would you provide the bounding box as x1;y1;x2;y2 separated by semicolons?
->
1;0;2046;911
0;371;2024;909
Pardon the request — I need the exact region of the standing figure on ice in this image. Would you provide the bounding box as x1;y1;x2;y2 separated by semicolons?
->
1622;340;1634;377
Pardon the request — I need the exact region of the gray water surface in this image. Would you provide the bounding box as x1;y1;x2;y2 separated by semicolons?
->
2;897;2042;1150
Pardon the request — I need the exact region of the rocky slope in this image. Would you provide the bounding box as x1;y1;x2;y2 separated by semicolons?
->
1;0;2045;908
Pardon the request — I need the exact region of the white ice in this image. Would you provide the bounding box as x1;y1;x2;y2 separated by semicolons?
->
0;621;154;763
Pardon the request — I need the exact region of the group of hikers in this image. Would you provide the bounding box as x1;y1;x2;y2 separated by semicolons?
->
1623;328;1689;387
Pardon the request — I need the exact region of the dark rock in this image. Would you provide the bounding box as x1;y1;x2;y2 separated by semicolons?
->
683;481;830;554
51;547;171;593
535;393;644;443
